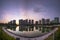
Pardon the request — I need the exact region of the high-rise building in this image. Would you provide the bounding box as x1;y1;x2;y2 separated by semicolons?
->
12;20;16;31
39;20;42;31
8;21;12;25
8;20;16;31
25;19;28;25
28;19;34;24
51;17;59;24
41;18;46;33
35;21;38;30
35;21;38;25
54;17;59;23
31;20;34;24
41;18;45;24
31;20;34;31
19;19;29;31
19;19;23;31
12;20;16;24
29;19;31;25
28;19;34;31
24;19;29;31
46;19;50;24
39;20;41;24
19;19;23;25
8;21;12;29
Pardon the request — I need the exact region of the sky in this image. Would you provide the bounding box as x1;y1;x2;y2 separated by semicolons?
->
0;0;60;23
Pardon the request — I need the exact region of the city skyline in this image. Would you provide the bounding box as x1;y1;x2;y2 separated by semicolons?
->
8;17;59;25
0;0;60;23
7;17;59;34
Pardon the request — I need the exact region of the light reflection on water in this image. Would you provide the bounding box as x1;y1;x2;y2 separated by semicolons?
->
7;26;52;37
16;26;40;32
16;26;19;31
7;27;43;37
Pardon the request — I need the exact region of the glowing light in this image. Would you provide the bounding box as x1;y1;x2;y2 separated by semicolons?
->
16;26;19;31
1;8;43;23
16;20;19;24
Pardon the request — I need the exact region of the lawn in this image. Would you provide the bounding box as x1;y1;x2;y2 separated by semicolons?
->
0;26;60;40
45;34;53;40
45;27;60;40
54;27;60;40
0;26;16;40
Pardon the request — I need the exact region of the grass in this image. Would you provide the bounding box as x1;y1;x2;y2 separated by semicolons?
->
45;27;60;40
1;25;60;40
45;34;53;40
0;26;16;40
54;27;60;40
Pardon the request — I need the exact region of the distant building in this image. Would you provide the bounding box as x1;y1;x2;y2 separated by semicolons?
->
19;19;29;31
12;20;16;31
54;17;59;23
35;21;38;25
12;20;16;24
28;19;34;31
38;20;42;31
29;19;31;25
25;19;28;25
46;19;50;24
19;19;23;25
19;19;24;31
41;19;46;33
31;20;34;31
41;18;45;24
39;20;41;24
8;20;16;31
35;21;38;30
24;19;29;31
8;21;12;25
50;20;55;24
8;21;12;29
31;20;34;24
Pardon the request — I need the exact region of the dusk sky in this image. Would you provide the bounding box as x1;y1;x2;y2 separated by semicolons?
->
0;0;60;23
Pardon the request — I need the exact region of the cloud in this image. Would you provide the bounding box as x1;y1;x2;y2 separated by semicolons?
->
33;6;46;13
34;8;42;12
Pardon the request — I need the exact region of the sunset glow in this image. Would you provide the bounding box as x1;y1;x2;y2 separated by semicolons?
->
0;0;60;23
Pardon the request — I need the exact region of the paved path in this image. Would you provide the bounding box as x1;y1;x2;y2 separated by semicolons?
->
2;27;58;40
